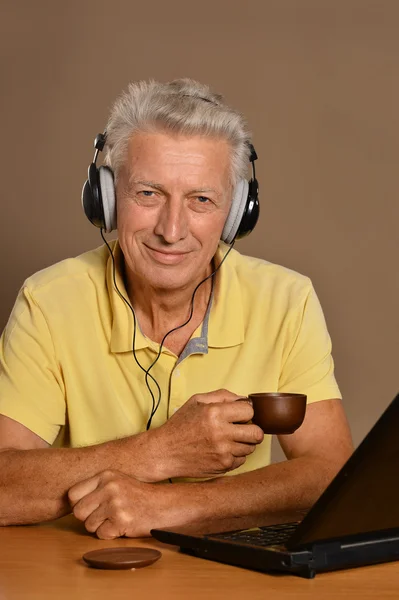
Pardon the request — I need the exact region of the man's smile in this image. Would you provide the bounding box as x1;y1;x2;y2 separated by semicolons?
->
144;244;192;265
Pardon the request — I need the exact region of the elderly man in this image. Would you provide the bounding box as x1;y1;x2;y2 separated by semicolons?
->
0;79;352;539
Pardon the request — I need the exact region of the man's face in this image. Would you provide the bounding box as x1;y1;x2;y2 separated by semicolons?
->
116;131;233;291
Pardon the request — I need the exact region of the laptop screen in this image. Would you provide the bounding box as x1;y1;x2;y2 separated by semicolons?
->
287;394;399;549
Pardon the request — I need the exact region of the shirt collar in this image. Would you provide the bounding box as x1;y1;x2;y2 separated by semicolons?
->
108;241;244;353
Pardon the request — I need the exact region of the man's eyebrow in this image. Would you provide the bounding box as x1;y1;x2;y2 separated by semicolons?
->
129;179;221;196
129;179;165;191
189;187;220;196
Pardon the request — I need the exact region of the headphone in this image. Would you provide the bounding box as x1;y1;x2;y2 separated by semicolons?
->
82;132;259;244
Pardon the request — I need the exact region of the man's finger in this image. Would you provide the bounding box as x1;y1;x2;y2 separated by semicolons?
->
230;441;258;457
71;492;101;523
83;505;109;534
96;518;123;540
230;423;264;444
216;399;254;424
68;474;101;507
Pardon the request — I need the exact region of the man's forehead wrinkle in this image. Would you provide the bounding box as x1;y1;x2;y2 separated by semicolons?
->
123;134;232;199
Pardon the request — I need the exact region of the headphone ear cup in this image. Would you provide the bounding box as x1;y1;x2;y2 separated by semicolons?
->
234;177;259;240
98;166;117;233
82;162;106;229
221;180;249;244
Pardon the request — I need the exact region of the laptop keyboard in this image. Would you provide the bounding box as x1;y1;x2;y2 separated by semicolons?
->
210;522;299;547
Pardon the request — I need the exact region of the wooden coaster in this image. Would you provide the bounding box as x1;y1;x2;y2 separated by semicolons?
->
82;547;162;570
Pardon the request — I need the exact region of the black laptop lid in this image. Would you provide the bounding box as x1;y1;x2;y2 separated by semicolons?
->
287;393;399;550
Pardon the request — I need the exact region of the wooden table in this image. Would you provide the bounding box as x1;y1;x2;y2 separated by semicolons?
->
0;515;398;599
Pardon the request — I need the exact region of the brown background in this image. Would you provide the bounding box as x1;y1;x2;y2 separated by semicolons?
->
1;0;398;457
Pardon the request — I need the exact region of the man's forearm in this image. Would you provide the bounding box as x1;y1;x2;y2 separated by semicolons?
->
179;455;343;523
0;430;160;526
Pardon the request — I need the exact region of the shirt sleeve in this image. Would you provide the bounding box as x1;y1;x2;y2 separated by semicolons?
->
0;285;66;444
278;283;342;403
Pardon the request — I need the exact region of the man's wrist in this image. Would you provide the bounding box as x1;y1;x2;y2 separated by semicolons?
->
123;429;169;483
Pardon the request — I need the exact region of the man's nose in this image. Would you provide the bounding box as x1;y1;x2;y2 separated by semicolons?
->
154;197;188;244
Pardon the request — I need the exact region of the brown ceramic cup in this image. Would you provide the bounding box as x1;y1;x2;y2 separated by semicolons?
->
248;392;307;434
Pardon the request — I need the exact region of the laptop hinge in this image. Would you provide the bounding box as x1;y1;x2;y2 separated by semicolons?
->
310;541;341;568
292;541;341;567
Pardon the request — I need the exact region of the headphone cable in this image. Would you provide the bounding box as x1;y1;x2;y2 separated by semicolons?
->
101;229;234;430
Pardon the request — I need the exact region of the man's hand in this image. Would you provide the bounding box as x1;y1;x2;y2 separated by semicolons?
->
68;470;186;539
69;399;353;540
146;389;264;481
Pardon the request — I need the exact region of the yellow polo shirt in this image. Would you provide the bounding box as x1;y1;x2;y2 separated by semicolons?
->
0;241;341;475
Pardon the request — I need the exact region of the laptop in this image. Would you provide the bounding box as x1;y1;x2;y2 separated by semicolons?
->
151;393;399;578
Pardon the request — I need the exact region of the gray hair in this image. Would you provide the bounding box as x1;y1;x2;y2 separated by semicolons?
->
103;78;252;186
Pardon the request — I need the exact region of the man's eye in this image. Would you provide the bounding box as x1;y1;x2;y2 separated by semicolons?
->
140;190;154;197
197;196;210;203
